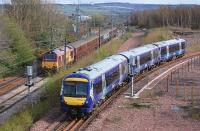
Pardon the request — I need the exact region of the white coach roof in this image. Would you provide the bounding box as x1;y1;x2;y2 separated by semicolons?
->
76;55;127;80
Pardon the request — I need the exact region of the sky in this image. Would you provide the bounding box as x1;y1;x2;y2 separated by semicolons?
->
1;0;200;5
48;0;200;5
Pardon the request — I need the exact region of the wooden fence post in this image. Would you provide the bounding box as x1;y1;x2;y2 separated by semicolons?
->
184;82;186;101
167;76;169;92
191;86;194;105
176;80;179;97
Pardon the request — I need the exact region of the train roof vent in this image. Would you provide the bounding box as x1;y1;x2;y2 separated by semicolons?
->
78;68;83;71
83;67;93;71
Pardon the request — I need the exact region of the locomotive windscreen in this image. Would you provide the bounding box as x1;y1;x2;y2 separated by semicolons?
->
43;53;57;61
63;81;88;97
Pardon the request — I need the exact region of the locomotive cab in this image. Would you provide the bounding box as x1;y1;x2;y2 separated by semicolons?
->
42;52;57;70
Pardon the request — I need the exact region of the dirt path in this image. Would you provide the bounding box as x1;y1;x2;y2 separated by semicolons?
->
118;32;145;53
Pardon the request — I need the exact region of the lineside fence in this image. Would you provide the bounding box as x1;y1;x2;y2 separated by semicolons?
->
143;56;200;105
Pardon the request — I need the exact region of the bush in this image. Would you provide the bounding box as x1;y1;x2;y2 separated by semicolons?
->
3;16;35;63
0;16;36;77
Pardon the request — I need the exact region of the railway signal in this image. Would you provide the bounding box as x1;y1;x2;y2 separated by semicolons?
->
125;55;136;98
25;66;34;104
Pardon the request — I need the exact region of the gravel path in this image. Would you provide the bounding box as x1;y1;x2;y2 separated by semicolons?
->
86;92;200;131
30;107;63;131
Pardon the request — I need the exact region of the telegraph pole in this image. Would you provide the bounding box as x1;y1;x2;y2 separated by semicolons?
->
1;0;3;15
98;26;101;48
76;0;80;40
64;37;67;70
50;27;53;50
111;10;113;41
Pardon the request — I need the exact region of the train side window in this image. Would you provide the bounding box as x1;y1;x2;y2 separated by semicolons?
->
161;47;167;56
121;64;126;74
153;49;159;58
94;79;102;94
181;42;185;49
135;57;138;67
140;52;151;65
169;44;179;53
105;67;120;87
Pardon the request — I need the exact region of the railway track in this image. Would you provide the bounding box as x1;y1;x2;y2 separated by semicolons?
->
53;51;200;131
0;76;46;113
0;75;26;96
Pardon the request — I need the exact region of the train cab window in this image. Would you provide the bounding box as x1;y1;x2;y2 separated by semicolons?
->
63;81;88;97
105;68;120;87
43;53;57;61
94;79;102;94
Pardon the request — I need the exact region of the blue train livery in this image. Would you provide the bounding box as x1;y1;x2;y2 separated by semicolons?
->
60;38;187;115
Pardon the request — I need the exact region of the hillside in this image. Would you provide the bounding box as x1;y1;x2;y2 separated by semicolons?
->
56;3;196;15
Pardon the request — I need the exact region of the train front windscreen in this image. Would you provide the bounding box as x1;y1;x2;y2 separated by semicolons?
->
63;81;88;97
43;53;57;61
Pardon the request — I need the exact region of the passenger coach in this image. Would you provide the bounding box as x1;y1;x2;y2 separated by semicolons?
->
119;44;160;75
60;38;187;116
60;55;128;115
153;38;186;62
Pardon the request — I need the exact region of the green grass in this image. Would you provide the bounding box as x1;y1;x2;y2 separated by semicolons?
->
0;33;131;131
142;28;173;45
187;42;200;53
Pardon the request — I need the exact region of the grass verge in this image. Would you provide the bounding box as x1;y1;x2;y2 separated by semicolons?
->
142;28;173;45
0;33;131;131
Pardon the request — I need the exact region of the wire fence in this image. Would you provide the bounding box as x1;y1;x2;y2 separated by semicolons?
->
152;56;200;105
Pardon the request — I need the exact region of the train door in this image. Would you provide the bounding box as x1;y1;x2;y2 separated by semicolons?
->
101;74;106;100
167;46;169;59
151;50;154;65
159;47;161;60
137;56;140;72
179;42;182;54
119;64;123;84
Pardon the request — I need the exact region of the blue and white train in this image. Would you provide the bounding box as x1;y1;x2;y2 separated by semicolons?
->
60;38;186;115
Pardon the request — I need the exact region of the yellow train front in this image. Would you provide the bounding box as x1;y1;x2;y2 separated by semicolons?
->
42;46;75;71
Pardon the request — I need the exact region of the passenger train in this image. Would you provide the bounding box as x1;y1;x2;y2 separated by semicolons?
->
60;38;186;115
42;28;118;71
